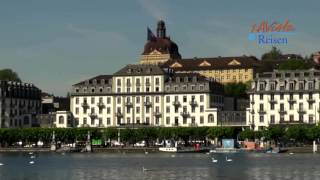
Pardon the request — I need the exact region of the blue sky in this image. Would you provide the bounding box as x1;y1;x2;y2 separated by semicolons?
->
0;0;319;96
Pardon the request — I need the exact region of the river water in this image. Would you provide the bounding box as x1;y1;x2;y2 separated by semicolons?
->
0;152;319;180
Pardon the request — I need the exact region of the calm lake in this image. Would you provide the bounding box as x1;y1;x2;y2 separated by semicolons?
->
0;152;319;180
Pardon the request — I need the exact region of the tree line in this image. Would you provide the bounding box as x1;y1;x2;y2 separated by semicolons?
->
1;126;320;147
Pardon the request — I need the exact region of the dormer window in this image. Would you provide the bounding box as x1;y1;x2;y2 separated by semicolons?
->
127;68;132;73
91;88;95;93
99;87;103;92
75;88;79;93
184;77;188;82
176;77;180;83
93;79;97;84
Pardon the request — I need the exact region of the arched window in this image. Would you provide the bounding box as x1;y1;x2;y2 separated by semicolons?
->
208;114;214;123
59;116;64;124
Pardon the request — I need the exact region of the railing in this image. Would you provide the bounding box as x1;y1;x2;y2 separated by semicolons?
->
81;102;90;109
89;113;97;120
97;102;105;108
217;121;247;126
144;101;152;107
172;100;181;107
278;109;287;114
297;108;306;114
154;111;162;117
115;112;123;118
287;98;296;103
279;119;304;124
268;98;277;104
189;100;198;107
180;111;190;118
125;101;133;107
307;97;315;103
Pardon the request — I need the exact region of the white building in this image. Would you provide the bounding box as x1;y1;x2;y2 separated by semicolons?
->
70;64;224;128
0;81;42;128
247;69;320;130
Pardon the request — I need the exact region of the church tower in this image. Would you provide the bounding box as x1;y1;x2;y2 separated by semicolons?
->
140;20;181;65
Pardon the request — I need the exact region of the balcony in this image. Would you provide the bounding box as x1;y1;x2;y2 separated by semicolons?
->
278;109;287;114
125;101;133;107
97;102;105;109
250;109;255;114
307;97;315;103
172;100;181;107
297;108;306;114
268;98;277;104
287;98;296;103
258;109;266;114
81;102;90;109
189;100;198;107
180;111;190;118
115;111;123;118
144;101;152;108
89;113;97;120
154;111;162;118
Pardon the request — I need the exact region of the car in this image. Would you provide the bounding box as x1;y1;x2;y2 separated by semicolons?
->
134;141;146;147
111;141;124;146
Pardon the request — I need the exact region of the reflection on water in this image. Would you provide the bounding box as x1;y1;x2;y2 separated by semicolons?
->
0;153;320;180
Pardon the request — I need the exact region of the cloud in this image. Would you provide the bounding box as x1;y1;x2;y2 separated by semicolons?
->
137;0;168;20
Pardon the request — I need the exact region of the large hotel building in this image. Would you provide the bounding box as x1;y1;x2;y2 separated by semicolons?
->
70;64;224;127
247;69;320;130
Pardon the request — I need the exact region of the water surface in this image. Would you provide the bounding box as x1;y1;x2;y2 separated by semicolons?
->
0;152;319;180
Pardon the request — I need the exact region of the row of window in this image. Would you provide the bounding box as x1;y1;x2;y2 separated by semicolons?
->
75;105;206;115
116;78;160;86
75;95;205;105
258;102;318;111
258;114;314;124
76;115;214;126
256;93;315;101
258;81;315;91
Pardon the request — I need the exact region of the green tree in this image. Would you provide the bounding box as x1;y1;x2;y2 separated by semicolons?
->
261;46;282;60
278;59;311;70
224;82;248;98
0;69;21;82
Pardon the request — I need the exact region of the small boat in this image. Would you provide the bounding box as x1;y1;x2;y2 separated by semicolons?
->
225;156;232;162
159;147;209;153
29;161;35;165
212;157;218;163
0;163;4;166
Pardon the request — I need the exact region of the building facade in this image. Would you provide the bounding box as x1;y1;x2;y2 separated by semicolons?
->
0;81;42;128
247;69;320;130
162;56;261;84
70;64;224;128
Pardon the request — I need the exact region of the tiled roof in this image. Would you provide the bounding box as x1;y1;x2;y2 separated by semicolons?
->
162;56;261;71
73;75;112;86
113;64;166;76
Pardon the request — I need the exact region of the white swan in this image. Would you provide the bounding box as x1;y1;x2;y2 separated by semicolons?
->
226;156;232;162
30;155;36;159
212;157;218;163
29;161;35;164
29;152;33;155
0;163;4;166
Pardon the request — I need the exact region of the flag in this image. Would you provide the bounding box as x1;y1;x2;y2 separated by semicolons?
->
147;27;156;41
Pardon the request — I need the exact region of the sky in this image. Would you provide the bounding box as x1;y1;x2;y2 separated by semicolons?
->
0;0;319;96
